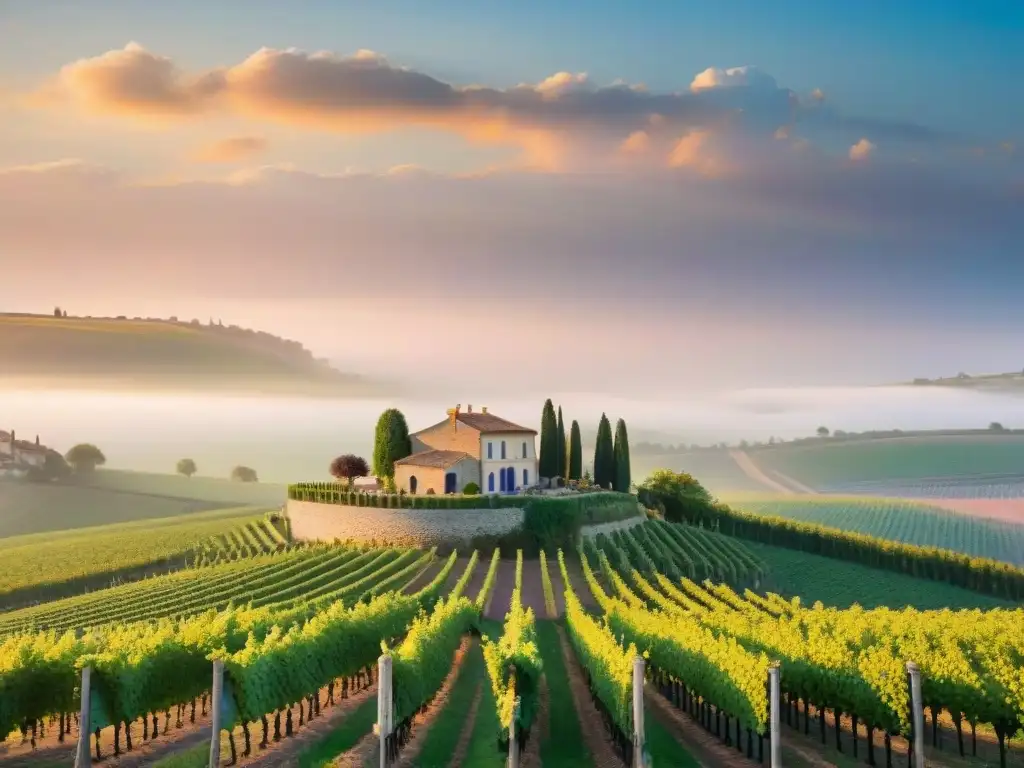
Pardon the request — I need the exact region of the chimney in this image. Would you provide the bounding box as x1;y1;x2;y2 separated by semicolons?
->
481;406;488;414
446;407;456;426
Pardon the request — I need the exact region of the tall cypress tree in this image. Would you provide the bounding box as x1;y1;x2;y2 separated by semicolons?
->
568;420;583;480
372;408;412;481
613;418;632;492
539;399;559;479
556;406;567;479
593;413;615;489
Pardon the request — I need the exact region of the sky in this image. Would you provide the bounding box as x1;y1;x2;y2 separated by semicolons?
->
1;0;1022;394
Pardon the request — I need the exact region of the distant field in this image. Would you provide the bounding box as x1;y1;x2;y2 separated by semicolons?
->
632;450;767;493
749;543;1013;610
747;434;1024;492
84;468;288;507
0;506;264;608
719;492;1024;565
0;478;225;538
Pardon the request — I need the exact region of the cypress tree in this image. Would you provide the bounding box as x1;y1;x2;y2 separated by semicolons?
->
539;399;559;479
371;408;412;481
593;413;615;489
613;418;631;492
556;407;567;479
568;420;583;480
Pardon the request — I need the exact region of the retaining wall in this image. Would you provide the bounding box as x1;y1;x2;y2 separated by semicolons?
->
287;499;525;548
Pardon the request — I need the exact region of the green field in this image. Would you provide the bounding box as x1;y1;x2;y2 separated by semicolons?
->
0;478;229;538
0;506;265;608
719;492;1024;565
748;434;1024;486
631;450;766;492
749;542;1013;609
83;468;288;507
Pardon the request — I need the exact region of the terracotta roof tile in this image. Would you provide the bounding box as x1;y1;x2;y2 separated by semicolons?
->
395;449;475;469
456;412;536;434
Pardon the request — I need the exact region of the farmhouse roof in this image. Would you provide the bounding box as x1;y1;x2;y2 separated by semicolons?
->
455;412;537;434
395;450;475;469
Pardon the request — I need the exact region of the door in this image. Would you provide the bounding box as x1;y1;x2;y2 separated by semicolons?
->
445;472;457;494
523;468;529;487
506;467;516;492
409;476;418;494
488;472;495;492
499;467;506;492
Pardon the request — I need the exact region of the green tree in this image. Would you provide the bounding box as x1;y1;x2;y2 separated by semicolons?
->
593;413;615;489
539;399;559;479
65;443;106;474
372;408;412;481
176;458;197;478
637;469;713;524
613;418;631;492
568;420;583;480
231;465;258;482
556;406;567;479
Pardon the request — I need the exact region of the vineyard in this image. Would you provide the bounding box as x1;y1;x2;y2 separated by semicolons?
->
2;513;1023;768
747;435;1024;489
718;493;1024;566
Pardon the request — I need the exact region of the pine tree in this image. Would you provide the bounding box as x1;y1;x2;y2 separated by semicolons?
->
556;406;567;479
539;399;559;479
372;408;412;481
593;413;615;489
613;418;631;492
568;420;583;480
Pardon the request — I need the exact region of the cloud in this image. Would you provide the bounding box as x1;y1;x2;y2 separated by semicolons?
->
190;136;268;163
29;43;954;170
849;138;875;161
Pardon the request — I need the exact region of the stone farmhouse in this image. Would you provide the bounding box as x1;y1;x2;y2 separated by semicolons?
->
394;405;538;495
0;430;48;475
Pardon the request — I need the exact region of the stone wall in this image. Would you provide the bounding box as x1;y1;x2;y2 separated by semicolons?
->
287;499;525;548
580;513;646;539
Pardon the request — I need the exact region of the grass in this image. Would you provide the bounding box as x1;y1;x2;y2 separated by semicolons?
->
748;434;1024;487
295;696;378;767
750;542;1014;609
632;450;768;494
413;639;486;766
461;642;506;768
645;714;701;767
0;506;264;607
0;478;225;538
536;620;589;767
84;468;288;508
151;742;208;767
718;493;1024;565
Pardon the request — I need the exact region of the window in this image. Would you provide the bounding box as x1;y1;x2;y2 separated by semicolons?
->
488;472;494;492
522;442;528;458
501;441;506;460
523;468;529;486
487;442;493;459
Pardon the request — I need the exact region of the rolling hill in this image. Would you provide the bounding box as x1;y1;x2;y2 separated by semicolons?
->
0;313;386;397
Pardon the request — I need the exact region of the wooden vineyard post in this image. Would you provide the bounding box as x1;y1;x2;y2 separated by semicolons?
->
508;696;521;768
378;654;393;768
769;663;782;768
632;656;646;767
907;662;925;768
208;660;224;768
73;666;92;768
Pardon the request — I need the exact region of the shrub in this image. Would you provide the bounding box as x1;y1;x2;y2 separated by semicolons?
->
426;488;436;495
463;482;481;495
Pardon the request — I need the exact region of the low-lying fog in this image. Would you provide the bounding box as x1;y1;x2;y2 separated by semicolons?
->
6;386;1024;483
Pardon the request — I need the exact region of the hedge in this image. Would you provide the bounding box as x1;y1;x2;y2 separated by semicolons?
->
679;499;1024;601
287;483;641;553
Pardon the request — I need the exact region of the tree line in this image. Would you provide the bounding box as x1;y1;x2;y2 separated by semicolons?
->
538;399;631;492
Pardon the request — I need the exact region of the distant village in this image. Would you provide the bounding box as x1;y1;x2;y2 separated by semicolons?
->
0;430;52;477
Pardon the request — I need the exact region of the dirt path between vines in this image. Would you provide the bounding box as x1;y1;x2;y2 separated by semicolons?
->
520;673;547;768
485;559;517;620
554;624;625;768
728;451;798;494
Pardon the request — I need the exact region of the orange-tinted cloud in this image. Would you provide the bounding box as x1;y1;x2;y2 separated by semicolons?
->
190;136;268;163
849;138;875;162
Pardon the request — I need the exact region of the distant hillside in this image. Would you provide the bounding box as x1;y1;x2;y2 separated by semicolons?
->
0;313;387;397
907;370;1024;392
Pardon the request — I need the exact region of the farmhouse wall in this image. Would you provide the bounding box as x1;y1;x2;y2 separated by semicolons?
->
287;500;525;547
411;420;483;457
393;457;480;495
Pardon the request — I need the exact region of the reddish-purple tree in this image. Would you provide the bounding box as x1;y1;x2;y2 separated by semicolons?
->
329;454;370;488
